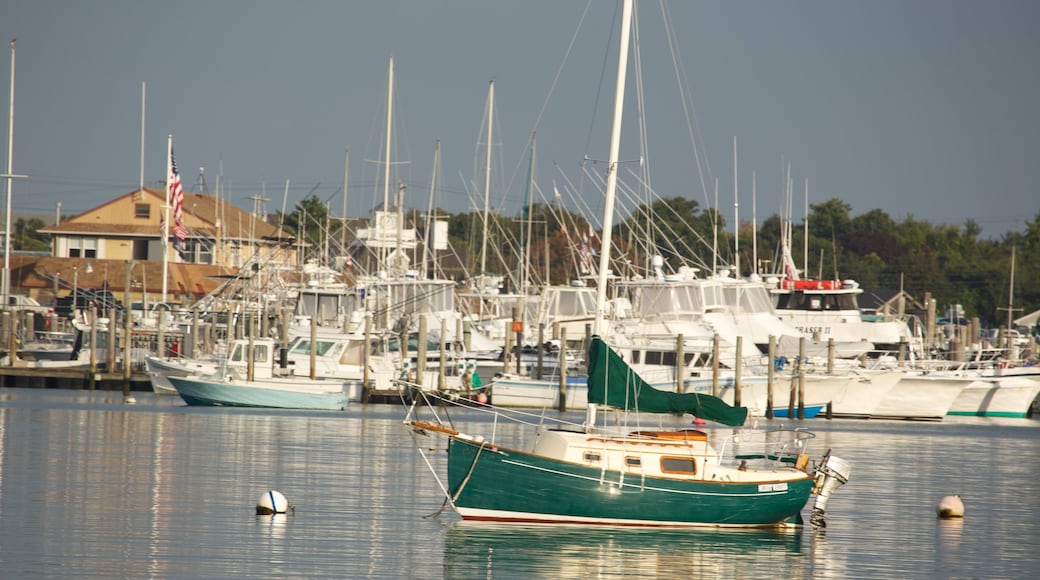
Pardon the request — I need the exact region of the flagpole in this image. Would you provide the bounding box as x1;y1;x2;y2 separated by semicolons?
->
162;134;172;302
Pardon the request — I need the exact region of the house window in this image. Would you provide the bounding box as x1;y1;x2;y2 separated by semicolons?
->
135;204;151;218
68;237;97;259
661;457;697;474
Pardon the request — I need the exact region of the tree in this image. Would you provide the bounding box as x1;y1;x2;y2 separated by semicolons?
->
280;195;330;261
14;217;50;252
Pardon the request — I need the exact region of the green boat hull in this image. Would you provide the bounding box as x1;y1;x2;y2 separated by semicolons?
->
446;437;814;527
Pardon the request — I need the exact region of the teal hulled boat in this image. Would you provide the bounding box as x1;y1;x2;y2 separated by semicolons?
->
407;336;850;528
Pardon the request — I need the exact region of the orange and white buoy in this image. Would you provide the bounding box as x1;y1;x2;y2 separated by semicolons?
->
936;495;964;519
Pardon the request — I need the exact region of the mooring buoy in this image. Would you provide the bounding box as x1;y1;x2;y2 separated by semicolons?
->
256;490;294;515
936;495;964;519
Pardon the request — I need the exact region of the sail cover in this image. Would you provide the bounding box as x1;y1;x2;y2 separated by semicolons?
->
586;336;748;426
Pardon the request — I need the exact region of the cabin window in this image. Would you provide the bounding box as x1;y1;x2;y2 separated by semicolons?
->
583;452;601;463
661;457;697;474
624;457;642;469
253;345;269;363
630;351;641;364
135;203;151;218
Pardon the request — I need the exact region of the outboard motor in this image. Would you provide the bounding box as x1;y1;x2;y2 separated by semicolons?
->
810;453;851;527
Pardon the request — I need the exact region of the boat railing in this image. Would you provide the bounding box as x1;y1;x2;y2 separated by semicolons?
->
713;427;816;468
402;382;589;446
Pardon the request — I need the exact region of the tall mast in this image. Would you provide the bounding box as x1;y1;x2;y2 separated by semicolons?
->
521;133;536;293
480;80;494;276
3;39;20;304
424;140;440;279
381;56;394;272
139;82;146;195
751;171;758;278
341;147;349;251
733;136;738;275
593;0;632;337
803;178;809;279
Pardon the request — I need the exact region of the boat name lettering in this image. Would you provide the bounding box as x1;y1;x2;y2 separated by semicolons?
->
758;482;788;492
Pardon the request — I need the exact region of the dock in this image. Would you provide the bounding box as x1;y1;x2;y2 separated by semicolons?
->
0;367;153;391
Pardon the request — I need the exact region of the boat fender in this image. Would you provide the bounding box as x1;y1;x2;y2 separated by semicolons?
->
774;356;788;371
795;454;810;471
936;495;964;519
256;490;295;515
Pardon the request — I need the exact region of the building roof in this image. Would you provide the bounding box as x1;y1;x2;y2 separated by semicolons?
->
9;255;230;299
39;188;293;241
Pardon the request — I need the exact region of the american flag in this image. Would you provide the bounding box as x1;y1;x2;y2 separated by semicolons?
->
169;148;186;241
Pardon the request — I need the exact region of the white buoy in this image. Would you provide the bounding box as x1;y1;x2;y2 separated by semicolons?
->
936;495;964;519
256;490;294;515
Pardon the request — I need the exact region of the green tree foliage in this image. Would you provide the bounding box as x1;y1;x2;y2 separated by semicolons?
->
279;195;330;259
14;217;50;252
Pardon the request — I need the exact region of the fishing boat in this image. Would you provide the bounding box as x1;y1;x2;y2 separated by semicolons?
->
146;352;224;396
167;374;349;411
163;336;353;410
406;336;849;527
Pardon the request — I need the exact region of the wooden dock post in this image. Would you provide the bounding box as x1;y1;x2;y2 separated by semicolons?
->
766;336;775;419
557;327;567;412
536;323;545;380
438;318;446;392
675;333;684;394
734;335;742;407
712;334;720;398
88;309;97;390
798;337;806;420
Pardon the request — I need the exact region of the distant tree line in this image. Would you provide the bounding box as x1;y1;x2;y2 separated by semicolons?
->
22;191;1033;330
198;194;1040;328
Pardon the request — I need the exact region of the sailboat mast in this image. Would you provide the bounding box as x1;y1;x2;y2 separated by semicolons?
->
752;171;758;277
593;0;633;337
381;56;394;273
341;147;349;250
733;136;738;276
1006;245;1016;342
423;140;440;279
803;178;809;279
480;80;494;276
3;39;17;304
712;178;718;276
139;82;146;195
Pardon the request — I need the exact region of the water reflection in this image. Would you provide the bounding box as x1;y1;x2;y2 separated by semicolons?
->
444;522;808;578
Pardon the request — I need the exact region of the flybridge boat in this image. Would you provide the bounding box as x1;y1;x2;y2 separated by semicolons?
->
770;276;922;357
405;336;850;528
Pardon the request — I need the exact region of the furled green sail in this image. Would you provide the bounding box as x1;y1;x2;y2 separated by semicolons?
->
586;335;748;426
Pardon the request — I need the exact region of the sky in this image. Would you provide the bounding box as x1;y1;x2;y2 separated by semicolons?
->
2;0;1038;239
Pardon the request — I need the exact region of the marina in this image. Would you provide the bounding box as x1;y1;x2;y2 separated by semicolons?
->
1;1;1038;574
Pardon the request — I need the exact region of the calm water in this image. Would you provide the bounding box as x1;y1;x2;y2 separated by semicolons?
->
0;388;1038;579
